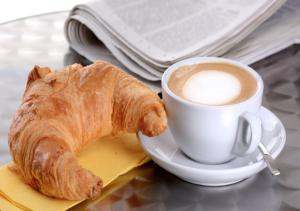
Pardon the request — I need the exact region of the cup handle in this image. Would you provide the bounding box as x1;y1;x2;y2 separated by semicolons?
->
234;112;262;156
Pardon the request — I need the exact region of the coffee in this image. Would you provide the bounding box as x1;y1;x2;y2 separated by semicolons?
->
168;63;257;105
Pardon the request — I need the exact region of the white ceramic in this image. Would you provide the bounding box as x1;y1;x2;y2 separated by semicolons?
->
162;57;264;164
138;107;286;186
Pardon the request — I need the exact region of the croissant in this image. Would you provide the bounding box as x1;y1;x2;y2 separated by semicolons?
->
8;61;167;200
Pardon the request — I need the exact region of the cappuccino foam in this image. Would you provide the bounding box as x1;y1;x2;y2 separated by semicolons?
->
168;63;257;105
183;70;241;105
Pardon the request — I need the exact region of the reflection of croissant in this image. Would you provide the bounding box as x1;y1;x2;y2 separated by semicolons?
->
8;61;167;200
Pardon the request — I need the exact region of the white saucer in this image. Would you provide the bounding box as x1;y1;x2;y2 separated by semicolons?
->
138;107;286;186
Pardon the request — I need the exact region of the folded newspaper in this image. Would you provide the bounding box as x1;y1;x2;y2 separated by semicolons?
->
65;0;300;91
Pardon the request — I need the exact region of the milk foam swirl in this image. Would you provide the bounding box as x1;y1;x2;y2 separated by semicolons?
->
182;70;241;105
167;63;258;106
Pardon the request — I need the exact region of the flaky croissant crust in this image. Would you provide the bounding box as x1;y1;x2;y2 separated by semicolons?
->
8;61;167;200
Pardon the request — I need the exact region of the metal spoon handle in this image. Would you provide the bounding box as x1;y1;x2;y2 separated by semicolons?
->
258;143;280;176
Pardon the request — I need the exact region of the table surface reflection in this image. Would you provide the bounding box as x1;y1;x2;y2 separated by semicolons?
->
0;12;300;211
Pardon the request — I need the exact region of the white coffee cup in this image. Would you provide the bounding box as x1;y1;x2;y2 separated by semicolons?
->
162;57;264;164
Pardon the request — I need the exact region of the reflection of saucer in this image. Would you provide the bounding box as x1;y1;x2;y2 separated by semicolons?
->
138;107;286;186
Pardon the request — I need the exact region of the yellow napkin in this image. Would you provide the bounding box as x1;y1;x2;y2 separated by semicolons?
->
72;162;154;211
0;134;149;211
0;195;21;211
